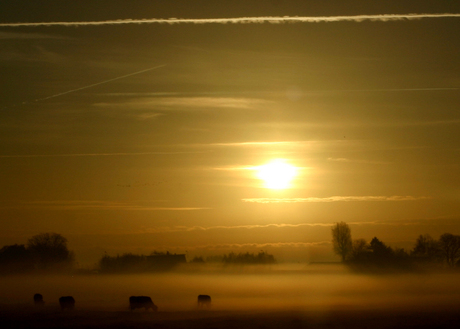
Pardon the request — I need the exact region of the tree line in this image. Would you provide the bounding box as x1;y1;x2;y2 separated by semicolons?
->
99;251;186;273
100;251;276;273
191;251;276;265
0;233;74;274
331;222;460;271
3;226;458;274
0;232;276;274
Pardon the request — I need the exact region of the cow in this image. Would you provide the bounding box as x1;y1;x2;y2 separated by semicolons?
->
33;294;44;307
129;296;158;311
59;296;75;310
197;295;211;308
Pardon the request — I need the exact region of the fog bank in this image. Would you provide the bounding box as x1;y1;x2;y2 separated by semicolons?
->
1;264;459;314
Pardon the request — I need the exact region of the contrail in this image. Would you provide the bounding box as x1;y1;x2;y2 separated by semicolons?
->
1;13;460;27
36;64;166;101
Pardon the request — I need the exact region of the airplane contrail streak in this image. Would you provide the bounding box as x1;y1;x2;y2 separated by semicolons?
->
36;64;166;101
0;13;459;27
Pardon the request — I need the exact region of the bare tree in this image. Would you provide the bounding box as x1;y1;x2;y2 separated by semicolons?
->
331;222;352;262
438;233;460;267
27;233;74;269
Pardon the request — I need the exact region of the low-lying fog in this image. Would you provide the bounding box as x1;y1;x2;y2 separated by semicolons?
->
1;264;459;313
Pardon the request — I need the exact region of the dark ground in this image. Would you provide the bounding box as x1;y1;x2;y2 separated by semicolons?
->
1;305;459;329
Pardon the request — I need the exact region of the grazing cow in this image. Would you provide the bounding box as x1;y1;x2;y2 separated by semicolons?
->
59;296;75;310
197;295;211;308
129;296;158;311
33;294;44;307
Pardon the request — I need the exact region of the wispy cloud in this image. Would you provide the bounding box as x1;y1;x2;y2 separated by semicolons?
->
0;31;64;39
242;196;430;203
94;97;270;111
1;200;209;211
327;157;392;165
99;88;458;98
1;13;459;27
0;151;206;158
209;141;320;149
172;222;333;232
211;141;306;147
189;241;331;250
328;157;352;162
122;222;333;235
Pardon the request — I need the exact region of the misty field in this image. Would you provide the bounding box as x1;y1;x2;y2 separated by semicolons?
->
1;264;459;328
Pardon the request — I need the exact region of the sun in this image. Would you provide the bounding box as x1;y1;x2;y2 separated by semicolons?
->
256;159;298;189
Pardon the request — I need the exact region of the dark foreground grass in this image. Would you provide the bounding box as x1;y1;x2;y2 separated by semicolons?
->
2;306;459;329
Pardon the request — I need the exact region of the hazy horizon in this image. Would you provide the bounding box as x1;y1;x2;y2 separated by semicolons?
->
2;264;460;310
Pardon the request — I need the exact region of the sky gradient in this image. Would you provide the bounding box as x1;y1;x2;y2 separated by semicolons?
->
1;1;459;266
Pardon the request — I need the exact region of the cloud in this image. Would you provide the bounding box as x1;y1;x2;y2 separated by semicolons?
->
327;157;392;164
173;222;333;232
210;141;310;147
1;200;209;211
207;141;323;152
118;222;333;235
1;14;459;27
242;196;430;203
99;88;458;99
187;241;331;251
328;157;352;162
0;31;64;39
94;97;270;111
134;113;164;120
0;151;206;158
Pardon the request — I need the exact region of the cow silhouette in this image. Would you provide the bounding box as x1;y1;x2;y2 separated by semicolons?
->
197;295;211;308
59;296;75;310
129;296;158;311
33;294;44;307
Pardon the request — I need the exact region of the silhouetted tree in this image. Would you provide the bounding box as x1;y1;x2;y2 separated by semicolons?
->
347;236;412;271
205;255;224;263
369;237;393;259
350;238;371;262
331;222;352;262
99;253;147;272
99;251;186;272
27;233;74;270
438;233;460;267
0;244;34;273
221;251;276;264
411;234;440;262
191;256;205;263
393;247;411;264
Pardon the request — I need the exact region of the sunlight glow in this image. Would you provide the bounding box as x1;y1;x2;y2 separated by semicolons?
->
256;159;298;189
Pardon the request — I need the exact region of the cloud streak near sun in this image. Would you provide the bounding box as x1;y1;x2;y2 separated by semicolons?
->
94;97;269;111
242;196;429;203
1;13;459;27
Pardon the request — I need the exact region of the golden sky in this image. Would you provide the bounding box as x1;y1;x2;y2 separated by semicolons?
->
1;1;459;265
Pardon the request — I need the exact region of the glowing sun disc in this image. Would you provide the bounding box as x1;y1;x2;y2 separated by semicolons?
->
256;159;297;189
